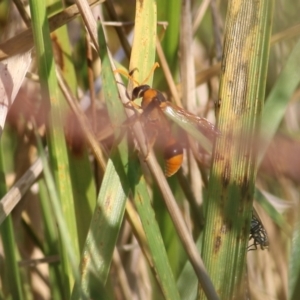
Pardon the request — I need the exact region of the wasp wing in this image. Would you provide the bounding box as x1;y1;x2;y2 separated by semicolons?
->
160;102;219;154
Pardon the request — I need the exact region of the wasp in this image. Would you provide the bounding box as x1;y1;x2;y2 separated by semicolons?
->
128;84;219;177
248;209;269;251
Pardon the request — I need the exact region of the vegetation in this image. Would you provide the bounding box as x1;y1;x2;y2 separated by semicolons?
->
0;0;299;299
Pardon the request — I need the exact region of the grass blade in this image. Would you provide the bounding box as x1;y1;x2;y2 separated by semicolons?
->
200;0;274;298
34;131;81;296
29;0;79;294
259;39;300;163
73;23;130;297
0;148;23;299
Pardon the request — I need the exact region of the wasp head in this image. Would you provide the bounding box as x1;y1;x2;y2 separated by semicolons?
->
132;85;151;100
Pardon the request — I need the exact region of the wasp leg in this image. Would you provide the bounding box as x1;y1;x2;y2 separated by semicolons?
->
115;63;160;87
129;67;139;77
114;68;140;86
247;242;258;252
140;62;160;85
123;100;141;110
140;62;159;85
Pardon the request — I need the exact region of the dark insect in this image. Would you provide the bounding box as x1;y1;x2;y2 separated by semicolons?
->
248;209;269;251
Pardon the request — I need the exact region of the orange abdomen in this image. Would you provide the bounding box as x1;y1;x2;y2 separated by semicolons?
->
163;139;184;177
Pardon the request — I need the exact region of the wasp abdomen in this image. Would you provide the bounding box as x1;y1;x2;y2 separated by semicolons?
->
163;140;184;177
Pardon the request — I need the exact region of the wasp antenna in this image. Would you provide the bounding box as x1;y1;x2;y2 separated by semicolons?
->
125;89;131;101
115;80;126;88
113;80;132;100
140;62;160;85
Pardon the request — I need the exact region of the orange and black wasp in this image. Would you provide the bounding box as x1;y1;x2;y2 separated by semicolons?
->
127;83;219;177
248;209;269;251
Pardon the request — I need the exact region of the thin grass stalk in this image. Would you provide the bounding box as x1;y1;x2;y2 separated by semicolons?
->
38;178;64;298
155;0;181;90
200;0;274;299
179;0;202;235
0;219;23;299
0;149;23;299
104;0;131;59
75;0;99;52
289;219;300;300
29;0;79;295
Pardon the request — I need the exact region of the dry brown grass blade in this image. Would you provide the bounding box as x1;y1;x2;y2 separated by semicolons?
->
75;0;99;52
0;157;43;225
176;62;221;97
156;38;181;106
104;0;131;59
0;0;104;61
271;22;300;44
0;50;32;132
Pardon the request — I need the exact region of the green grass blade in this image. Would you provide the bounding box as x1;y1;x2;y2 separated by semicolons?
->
0;218;23;299
255;188;291;234
177;239;202;300
0;148;23;299
38;178;64;298
127;154;181;300
73;23;130;298
155;0;181;89
129;0;157;82
200;0;274;298
50;0;97;252
35;130;81;297
29;0;79;294
259;39;300;163
75;156;129;297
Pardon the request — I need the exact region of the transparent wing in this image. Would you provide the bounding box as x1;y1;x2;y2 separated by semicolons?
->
161;102;220;154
